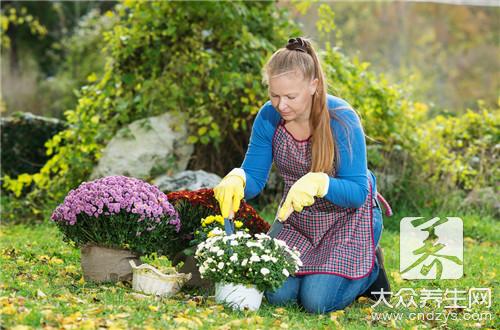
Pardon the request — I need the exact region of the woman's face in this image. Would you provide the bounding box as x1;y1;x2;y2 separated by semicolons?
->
268;71;318;123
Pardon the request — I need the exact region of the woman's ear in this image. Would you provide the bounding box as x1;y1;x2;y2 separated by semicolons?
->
309;78;319;96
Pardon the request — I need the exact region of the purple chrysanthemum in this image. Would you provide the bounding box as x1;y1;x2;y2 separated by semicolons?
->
51;175;180;232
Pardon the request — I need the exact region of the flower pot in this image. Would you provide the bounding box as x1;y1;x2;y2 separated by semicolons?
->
215;282;264;311
80;244;140;283
129;260;192;297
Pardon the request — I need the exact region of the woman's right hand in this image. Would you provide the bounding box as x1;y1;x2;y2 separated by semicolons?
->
213;169;246;218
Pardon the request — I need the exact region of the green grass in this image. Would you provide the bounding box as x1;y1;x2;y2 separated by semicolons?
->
0;212;498;329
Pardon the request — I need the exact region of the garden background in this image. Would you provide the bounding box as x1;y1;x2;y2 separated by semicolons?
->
0;1;498;329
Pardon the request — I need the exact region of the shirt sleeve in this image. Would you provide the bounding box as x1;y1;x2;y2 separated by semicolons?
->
324;108;369;208
241;103;277;200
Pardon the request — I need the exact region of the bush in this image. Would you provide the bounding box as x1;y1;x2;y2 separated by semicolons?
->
2;1;300;218
416;104;499;191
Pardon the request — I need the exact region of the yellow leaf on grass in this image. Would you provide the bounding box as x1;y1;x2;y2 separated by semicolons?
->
391;271;403;284
49;257;64;265
11;326;30;330
1;304;16;315
148;305;159;312
274;307;286;314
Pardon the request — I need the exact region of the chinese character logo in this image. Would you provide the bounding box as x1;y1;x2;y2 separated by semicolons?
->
400;217;463;279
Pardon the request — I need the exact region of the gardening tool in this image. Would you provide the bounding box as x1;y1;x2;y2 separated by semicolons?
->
267;205;293;238
224;210;236;235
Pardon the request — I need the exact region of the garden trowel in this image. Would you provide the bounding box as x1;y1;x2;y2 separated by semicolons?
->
268;206;293;238
223;211;235;235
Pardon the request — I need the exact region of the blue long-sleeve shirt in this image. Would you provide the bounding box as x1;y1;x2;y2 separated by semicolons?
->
240;94;377;209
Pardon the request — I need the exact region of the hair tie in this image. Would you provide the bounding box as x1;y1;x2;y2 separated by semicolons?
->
286;37;307;53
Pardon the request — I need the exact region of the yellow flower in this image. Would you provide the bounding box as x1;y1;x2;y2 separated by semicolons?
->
215;216;224;225
234;221;243;229
207;230;216;238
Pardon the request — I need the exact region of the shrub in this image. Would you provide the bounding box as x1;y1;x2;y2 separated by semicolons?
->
51;175;180;256
416;105;499;191
2;1;300;219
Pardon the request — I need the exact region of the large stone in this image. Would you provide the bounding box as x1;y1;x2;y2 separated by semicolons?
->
153;170;221;193
464;187;500;217
91;112;193;180
1;112;66;177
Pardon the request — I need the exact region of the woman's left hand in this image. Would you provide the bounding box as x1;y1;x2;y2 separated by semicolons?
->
278;172;329;219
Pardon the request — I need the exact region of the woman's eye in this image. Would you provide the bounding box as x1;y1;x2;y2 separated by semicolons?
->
288;96;296;100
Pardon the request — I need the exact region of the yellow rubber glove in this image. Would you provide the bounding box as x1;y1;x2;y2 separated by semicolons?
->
278;172;329;219
213;168;246;218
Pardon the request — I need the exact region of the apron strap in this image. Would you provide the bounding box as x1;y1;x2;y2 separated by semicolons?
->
376;192;393;217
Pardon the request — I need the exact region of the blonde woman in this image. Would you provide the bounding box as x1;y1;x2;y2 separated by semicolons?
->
214;37;392;314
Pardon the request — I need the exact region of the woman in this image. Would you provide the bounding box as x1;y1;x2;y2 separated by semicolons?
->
214;37;392;314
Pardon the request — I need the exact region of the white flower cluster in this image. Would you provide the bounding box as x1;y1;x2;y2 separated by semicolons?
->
194;230;302;291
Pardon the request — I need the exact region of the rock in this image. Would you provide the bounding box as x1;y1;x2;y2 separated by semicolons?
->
464;187;500;217
91;112;193;180
1;112;66;177
153;170;221;193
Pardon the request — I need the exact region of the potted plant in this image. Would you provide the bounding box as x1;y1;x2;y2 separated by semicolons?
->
166;189;270;287
194;231;302;311
129;253;191;297
51;175;180;283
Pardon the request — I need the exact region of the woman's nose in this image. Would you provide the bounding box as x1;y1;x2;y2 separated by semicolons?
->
278;98;288;110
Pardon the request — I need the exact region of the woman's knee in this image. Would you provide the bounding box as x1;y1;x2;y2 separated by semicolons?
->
265;290;296;306
265;276;300;306
300;292;352;314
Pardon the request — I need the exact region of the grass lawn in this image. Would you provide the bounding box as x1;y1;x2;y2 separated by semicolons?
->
0;211;497;329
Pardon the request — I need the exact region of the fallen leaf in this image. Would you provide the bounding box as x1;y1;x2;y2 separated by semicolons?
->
37;289;47;298
148;305;159;312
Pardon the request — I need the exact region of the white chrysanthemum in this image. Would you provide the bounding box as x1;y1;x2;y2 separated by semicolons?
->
216;250;224;256
261;255;271;262
242;258;248;266
249;255;260;263
217;262;224;270
229;254;238;262
282;269;290;277
255;233;270;240
271;257;278;263
230;240;239;246
209;246;221;253
260;268;270;275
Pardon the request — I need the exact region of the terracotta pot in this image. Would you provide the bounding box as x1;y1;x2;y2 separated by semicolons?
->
80;244;141;283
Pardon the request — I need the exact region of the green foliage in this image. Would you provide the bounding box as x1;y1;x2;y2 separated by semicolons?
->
140;252;182;274
2;0;300;218
416;102;499;191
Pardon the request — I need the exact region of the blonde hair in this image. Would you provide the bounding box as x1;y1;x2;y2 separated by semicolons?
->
262;37;336;174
